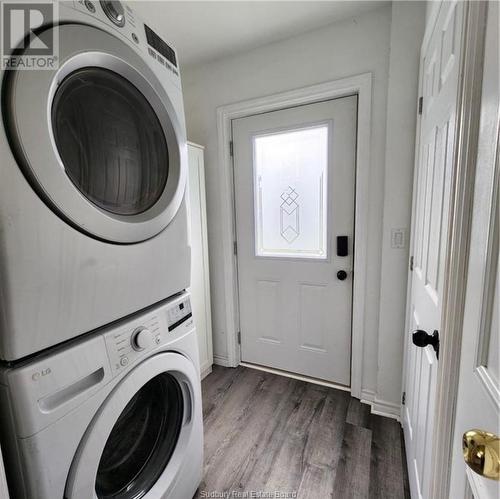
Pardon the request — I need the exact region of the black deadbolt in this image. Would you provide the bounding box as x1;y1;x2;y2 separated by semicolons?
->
336;236;348;257
412;329;440;359
337;270;348;281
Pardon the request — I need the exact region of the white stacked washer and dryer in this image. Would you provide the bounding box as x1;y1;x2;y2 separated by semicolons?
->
0;1;203;498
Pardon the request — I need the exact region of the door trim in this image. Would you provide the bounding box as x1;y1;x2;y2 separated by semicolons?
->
428;3;488;498
215;72;372;399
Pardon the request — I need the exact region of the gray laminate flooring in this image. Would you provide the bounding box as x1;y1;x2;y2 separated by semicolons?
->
195;365;410;499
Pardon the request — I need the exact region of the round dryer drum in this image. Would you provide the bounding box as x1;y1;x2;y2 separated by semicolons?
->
66;353;198;498
3;24;186;243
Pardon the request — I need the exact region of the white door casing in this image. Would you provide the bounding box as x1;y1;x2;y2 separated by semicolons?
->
402;2;465;498
215;74;372;399
233;96;357;385
449;2;500;498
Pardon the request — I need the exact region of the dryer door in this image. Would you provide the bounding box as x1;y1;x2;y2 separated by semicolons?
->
3;24;186;243
66;352;201;499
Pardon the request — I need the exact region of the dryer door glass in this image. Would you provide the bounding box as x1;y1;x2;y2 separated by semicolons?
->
52;67;169;216
95;373;183;499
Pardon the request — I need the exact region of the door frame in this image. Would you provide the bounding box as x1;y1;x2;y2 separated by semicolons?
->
215;73;372;399
401;2;488;498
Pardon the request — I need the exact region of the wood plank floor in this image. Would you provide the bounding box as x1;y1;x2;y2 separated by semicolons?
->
195;366;410;499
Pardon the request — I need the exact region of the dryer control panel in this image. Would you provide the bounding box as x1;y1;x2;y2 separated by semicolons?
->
70;0;180;82
104;292;193;375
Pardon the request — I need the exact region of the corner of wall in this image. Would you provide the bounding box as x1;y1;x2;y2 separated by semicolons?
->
375;0;426;408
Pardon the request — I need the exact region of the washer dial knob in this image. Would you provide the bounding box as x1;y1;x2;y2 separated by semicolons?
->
132;327;153;351
100;1;125;27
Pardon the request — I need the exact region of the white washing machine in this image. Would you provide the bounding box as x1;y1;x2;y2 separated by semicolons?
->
0;1;190;361
0;291;203;499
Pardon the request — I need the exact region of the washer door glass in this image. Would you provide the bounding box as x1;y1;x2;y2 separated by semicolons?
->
95;373;183;499
52;67;169;216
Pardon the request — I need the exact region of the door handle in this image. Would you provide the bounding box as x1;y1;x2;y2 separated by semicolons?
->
412;329;440;359
337;270;348;281
463;429;500;480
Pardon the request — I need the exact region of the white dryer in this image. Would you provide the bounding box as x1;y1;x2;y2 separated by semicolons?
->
0;291;203;499
0;1;190;360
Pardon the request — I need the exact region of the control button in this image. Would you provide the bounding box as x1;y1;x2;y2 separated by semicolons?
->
155;335;161;344
100;0;125;27
132;33;139;44
120;356;129;367
132;327;153;351
84;0;96;13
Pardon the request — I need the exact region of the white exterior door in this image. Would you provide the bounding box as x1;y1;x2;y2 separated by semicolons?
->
449;3;499;498
232;96;357;385
403;2;465;498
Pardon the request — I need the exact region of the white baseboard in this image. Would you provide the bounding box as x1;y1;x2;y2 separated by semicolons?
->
361;389;401;421
360;388;376;403
371;398;401;421
213;354;233;367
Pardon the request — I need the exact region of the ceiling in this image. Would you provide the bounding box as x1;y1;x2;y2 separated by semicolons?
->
130;1;389;68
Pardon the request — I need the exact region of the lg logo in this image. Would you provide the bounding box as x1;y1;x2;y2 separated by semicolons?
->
31;367;51;381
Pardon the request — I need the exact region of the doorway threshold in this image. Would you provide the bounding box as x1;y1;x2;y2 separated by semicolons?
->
239;361;351;392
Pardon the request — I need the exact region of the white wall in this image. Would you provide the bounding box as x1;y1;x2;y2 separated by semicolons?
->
182;3;425;409
375;1;425;412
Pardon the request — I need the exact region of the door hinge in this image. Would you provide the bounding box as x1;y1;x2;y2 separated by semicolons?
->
418;96;423;115
402;392;406;405
237;331;241;344
229;140;234;157
233;241;237;255
410;255;414;271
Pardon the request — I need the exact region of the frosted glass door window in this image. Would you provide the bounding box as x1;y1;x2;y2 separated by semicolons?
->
253;125;329;258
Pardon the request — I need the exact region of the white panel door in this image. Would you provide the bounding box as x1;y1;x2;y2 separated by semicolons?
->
449;3;499;497
403;2;465;499
187;143;213;379
232;96;357;385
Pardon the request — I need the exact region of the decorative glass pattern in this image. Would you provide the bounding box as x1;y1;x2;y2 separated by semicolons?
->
254;125;328;258
280;186;300;243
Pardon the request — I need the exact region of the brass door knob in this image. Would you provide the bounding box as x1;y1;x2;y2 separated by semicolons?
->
463;429;500;480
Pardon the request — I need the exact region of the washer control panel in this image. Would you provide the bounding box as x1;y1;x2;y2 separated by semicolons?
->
104;293;193;375
167;297;192;331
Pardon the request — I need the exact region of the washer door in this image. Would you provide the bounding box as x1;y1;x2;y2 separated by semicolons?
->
65;353;199;499
3;24;186;243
